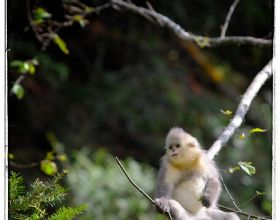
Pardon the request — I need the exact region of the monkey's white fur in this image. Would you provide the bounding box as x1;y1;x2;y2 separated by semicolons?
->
155;127;240;220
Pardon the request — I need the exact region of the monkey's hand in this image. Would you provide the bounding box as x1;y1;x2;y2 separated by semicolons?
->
200;195;211;208
155;197;171;213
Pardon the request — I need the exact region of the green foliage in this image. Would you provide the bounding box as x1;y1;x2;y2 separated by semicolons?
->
53;34;69;55
238;161;256;176
67;149;164;220
33;7;52;24
11;84;25;100
249;128;267;133
40;159;58;176
228;161;256;176
10;59;38;75
9;171;87;220
48;205;88;220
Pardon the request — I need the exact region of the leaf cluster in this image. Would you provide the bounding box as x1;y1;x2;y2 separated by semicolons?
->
9;171;87;220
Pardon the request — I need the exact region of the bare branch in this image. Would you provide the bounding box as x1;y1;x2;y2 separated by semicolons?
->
220;175;241;211
110;0;272;47
207;60;272;160
115;157;173;219
218;205;271;220
115;157;155;204
221;0;240;38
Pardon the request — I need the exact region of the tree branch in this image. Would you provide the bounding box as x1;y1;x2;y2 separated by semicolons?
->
207;60;272;160
115;157;173;220
110;0;272;47
220;0;240;38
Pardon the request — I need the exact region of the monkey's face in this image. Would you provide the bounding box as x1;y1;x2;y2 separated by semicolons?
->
165;132;200;166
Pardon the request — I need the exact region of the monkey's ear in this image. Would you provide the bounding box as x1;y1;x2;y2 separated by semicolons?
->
188;139;198;148
188;142;196;148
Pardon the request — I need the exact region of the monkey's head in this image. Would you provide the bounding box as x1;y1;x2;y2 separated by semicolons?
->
165;127;201;167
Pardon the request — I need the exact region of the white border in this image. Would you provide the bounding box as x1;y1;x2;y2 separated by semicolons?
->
273;0;279;219
0;0;7;218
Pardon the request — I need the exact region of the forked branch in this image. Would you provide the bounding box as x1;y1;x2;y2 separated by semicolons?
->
110;0;272;47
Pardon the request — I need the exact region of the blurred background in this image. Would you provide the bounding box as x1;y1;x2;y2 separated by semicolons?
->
8;0;273;219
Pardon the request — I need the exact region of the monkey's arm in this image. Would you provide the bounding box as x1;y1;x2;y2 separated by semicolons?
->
155;162;174;213
201;177;221;208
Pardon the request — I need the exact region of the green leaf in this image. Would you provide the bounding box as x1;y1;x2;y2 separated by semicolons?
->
46;151;56;161
220;109;232;116
239;133;246;140
41;160;58;176
9;153;15;159
48;204;87;220
33;7;52;24
249;128;267;133
12;84;25;100
10;59;37;74
238;161;256;176
256;190;265;195
58;154;68;162
53;34;69;55
228;166;240;173
28;64;36;75
194;36;210;48
10;60;24;68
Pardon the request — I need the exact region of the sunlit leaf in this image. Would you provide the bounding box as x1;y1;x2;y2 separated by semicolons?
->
256;190;265;195
9;153;15;160
58;154;68;162
73;15;88;28
238;161;256;176
194;36;210;48
239;133;246;140
228;166;240;173
249;128;267;133
40;160;58;176
10;59;38;74
29;64;36;75
33;7;52;24
84;6;95;14
53;34;69;55
12;84;25;100
220;109;232;116
46;151;56;161
10;60;24;68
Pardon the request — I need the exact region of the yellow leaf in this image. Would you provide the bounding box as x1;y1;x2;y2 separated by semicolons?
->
239;133;246;140
220;109;232;116
53;34;69;55
249;128;267;133
40;160;58;176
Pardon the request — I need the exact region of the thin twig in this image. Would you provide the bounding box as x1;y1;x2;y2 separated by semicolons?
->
221;0;240;38
9;74;26;97
110;0;272;47
115;157;155;204
218;204;271;220
220;175;241;211
115;157;174;220
207;60;272;159
10;161;39;169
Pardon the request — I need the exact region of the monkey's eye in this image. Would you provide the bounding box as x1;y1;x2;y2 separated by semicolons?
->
175;144;180;148
168;145;173;149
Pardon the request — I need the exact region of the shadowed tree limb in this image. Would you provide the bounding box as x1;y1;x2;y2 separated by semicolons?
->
110;0;272;47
